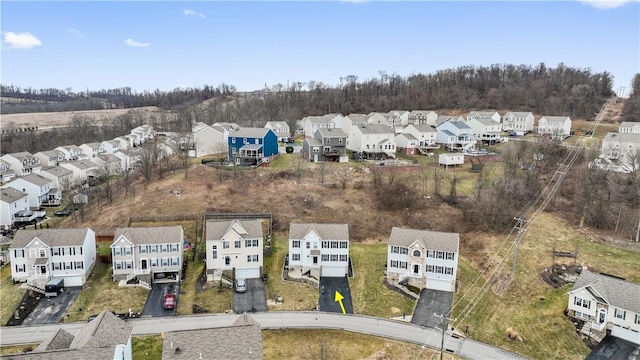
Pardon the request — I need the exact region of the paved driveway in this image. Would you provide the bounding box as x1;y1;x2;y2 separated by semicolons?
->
411;288;453;329
318;277;353;314
233;278;267;313
141;283;180;317
22;287;82;325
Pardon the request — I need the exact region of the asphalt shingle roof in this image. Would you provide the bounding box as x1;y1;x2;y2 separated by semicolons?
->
113;226;183;245
317;128;346;138
1;187;26;203
289;223;349;241
388;227;459;252
10;228;92;248
232;128;271;138
70;311;132;349
571;269;640;314
356;124;393;134
206;219;263;240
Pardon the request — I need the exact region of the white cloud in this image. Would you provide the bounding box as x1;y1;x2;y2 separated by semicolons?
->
124;38;150;47
3;32;42;49
67;28;84;39
580;0;639;9
183;9;205;18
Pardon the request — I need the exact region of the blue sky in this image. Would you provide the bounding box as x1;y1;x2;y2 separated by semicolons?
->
1;1;639;94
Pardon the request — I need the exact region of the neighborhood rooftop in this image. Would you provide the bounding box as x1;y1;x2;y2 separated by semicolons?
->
571;269;640;314
205;219;264;239
113;226;183;245
388;227;459;252
10;228;92;248
289;223;349;240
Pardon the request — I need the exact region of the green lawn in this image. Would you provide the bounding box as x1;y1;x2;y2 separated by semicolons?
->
132;335;163;360
0;265;26;326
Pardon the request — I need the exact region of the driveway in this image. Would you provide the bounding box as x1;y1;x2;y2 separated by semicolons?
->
22;287;82;325
411;288;454;329
141;283;180;317
318;277;353;314
233;278;267;314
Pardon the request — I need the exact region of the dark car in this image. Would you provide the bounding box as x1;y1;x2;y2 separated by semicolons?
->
54;209;71;217
164;293;177;310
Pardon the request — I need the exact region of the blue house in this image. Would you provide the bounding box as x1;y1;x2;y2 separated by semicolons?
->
228;128;278;166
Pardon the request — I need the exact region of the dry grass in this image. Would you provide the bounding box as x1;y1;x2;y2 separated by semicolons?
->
0;106;160;129
132;335;163;360
0;344;39;356
0;265;26;326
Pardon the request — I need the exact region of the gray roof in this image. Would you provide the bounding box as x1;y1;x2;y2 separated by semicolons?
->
540;116;571;122
161;314;263;360
113;226;183;245
16;173;53;187
317;128;346;138
504;111;533;117
3;152;35;161
289;223;349;241
388;227;459;252
356;124;393;134
206;219;263;241
232;128;271;138
396;133;418;141
70;311;132;349
449;120;472;130
409;110;436;117
346;114;370;123
10;228;92;249
82;142;102;149
603;132;640;143
35;329;75;352
37;150;63;158
619;122;640;128
0;187;27;203
409;124;436;133
96;154;120;163
571;269;640;314
304;138;322;147
468;111;499;118
66;160;97;170
3;347;117;360
239;144;263;151
41;166;72;178
307;115;333;124
470;118;500;126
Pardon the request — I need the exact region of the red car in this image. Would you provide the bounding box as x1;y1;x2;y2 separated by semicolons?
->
163;293;176;310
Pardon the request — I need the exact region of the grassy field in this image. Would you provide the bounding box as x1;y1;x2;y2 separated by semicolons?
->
132;335;163;360
0;265;26;326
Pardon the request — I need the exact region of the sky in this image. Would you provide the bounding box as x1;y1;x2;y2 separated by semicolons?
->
1;1;639;95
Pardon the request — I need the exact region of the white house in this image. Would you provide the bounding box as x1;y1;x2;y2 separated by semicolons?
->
4;173;58;208
302;114;342;138
538;116;572;140
111;226;184;285
39;166;74;191
34;150;65;168
341;113;370;135
386;227;459;292
467;118;503;145
0;187;29;230
402;124;439;153
567;269;640;334
113;136;133;151
598;132;640;172
0;159;16;184
189;122;228;158
91;154;123;176
467;111;501;123
60;160;99;186
55;145;86;161
436;120;475;151
101;139;122;154
265;121;291;141
408;110;438;126
9;228;97;288
619;122;640;134
287;223;350;279
79;142;105;158
439;153;465;167
503;111;535;135
388;110;410;126
0;152;41;176
347;124;397;160
205;219;264;281
395;134;419;155
366;112;389;126
435;115;466;126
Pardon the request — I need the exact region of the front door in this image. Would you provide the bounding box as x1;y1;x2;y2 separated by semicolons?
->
141;259;148;271
313;256;318;265
599;309;606;324
413;264;419;274
39;266;46;275
225;256;231;266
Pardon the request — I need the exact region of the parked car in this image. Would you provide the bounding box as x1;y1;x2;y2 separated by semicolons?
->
54;209;71;217
235;278;247;293
163;293;177;310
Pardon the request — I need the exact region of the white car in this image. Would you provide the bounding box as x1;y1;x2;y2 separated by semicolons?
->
235;278;247;293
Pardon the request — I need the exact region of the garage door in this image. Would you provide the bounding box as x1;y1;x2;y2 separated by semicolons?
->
321;266;346;278
61;276;83;287
426;278;453;292
235;267;260;279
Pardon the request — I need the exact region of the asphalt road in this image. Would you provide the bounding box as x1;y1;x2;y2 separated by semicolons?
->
22;288;82;325
318;277;353;314
0;312;528;360
233;278;267;313
141;283;180;317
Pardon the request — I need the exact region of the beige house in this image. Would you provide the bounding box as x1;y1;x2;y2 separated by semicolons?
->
205;219;264;281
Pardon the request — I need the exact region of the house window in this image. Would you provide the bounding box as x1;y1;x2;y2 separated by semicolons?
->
391;260;398;268
340;241;348;249
223;241;229;249
140;246;147;253
400;247;408;255
292;253;300;261
151;259;158;267
313;242;318;249
115;262;123;270
30;249;37;258
172;244;179;252
331;241;338;249
245;239;258;247
437;251;444;259
412;250;421;257
247;254;259;263
243;138;248;144
232;138;236;144
445;267;453;275
125;247;132;255
212;245;218;259
126;261;133;269
172;257;179;266
322;241;329;249
446;252;454;260
293;240;300;248
14;249;23;258
234;240;241;249
331;254;338;262
53;263;61;271
306;242;310;249
162;258;169;267
614;309;626;320
635;314;640;325
339;254;347;262
52;248;60;256
436;266;444;274
574;297;591;309
322;254;329;261
399;261;407;269
15;264;24;273
75;261;83;269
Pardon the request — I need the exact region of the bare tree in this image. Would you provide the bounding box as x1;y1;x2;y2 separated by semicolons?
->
291;153;305;183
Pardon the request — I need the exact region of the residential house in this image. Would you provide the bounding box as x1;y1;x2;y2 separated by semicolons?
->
436;120;475;151
213;122;241;133
39;166;74;191
599;132;640;172
341;113;370;135
34;150;65;168
189;122;228;158
386;227;460;292
9;228;97;287
205;219;264;282
0;159;16;184
113;136;133;151
408;110;438;126
567;269;640;334
111;226;184;285
4;173;59;208
619;122;640;134
6;310;133;360
347;124;397;160
161;313;263;360
132;124;154;143
79;142;105;158
467;118;504;145
395;133;419;155
227;128;278;166
467;111;501;123
101;139;122;154
435;115;466;126
60;159;99;186
0;152;41;176
54;145;85;161
388;110;410;126
379;113;402;132
287;223;350;279
538;116;572;140
301;114;342;138
91;154;123;176
401;124;439;155
0;187;28;230
302;128;348;162
265;121;291;141
503;111;535;135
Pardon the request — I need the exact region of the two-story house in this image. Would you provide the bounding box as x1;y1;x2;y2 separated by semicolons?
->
55;145;86;162
538;116;572;140
502;111;535;135
92;154;123;177
227;128;278;166
599;132;640;172
60;159;99;186
79;142;105;158
398;124;439;155
467;111;501;123
265;121;291;141
302;128;348;162
111;226;184;285
0;187;29;230
435;115;466;126
619;122;640;134
467;117;504;145
0;159;16;184
9;228;97;289
386;227;459;292
0;152;41;176
341;113;370;135
39;166;74;191
301;114;342;138
4;173;59;208
567;269;640;335
101;139;122;154
287;223;350;279
436;120;475;151
205;219;264;282
347;124;397;160
34;150;65;168
408;110;438;126
188;122;228;158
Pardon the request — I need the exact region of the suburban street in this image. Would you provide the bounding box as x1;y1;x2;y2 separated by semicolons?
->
0;311;528;360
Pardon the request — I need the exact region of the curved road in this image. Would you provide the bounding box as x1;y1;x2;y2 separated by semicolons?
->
0;312;528;360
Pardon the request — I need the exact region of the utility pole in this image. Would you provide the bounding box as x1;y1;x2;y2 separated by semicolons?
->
512;217;529;274
434;313;456;360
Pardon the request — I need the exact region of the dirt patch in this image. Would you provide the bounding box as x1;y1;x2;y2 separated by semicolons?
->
540;264;583;288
